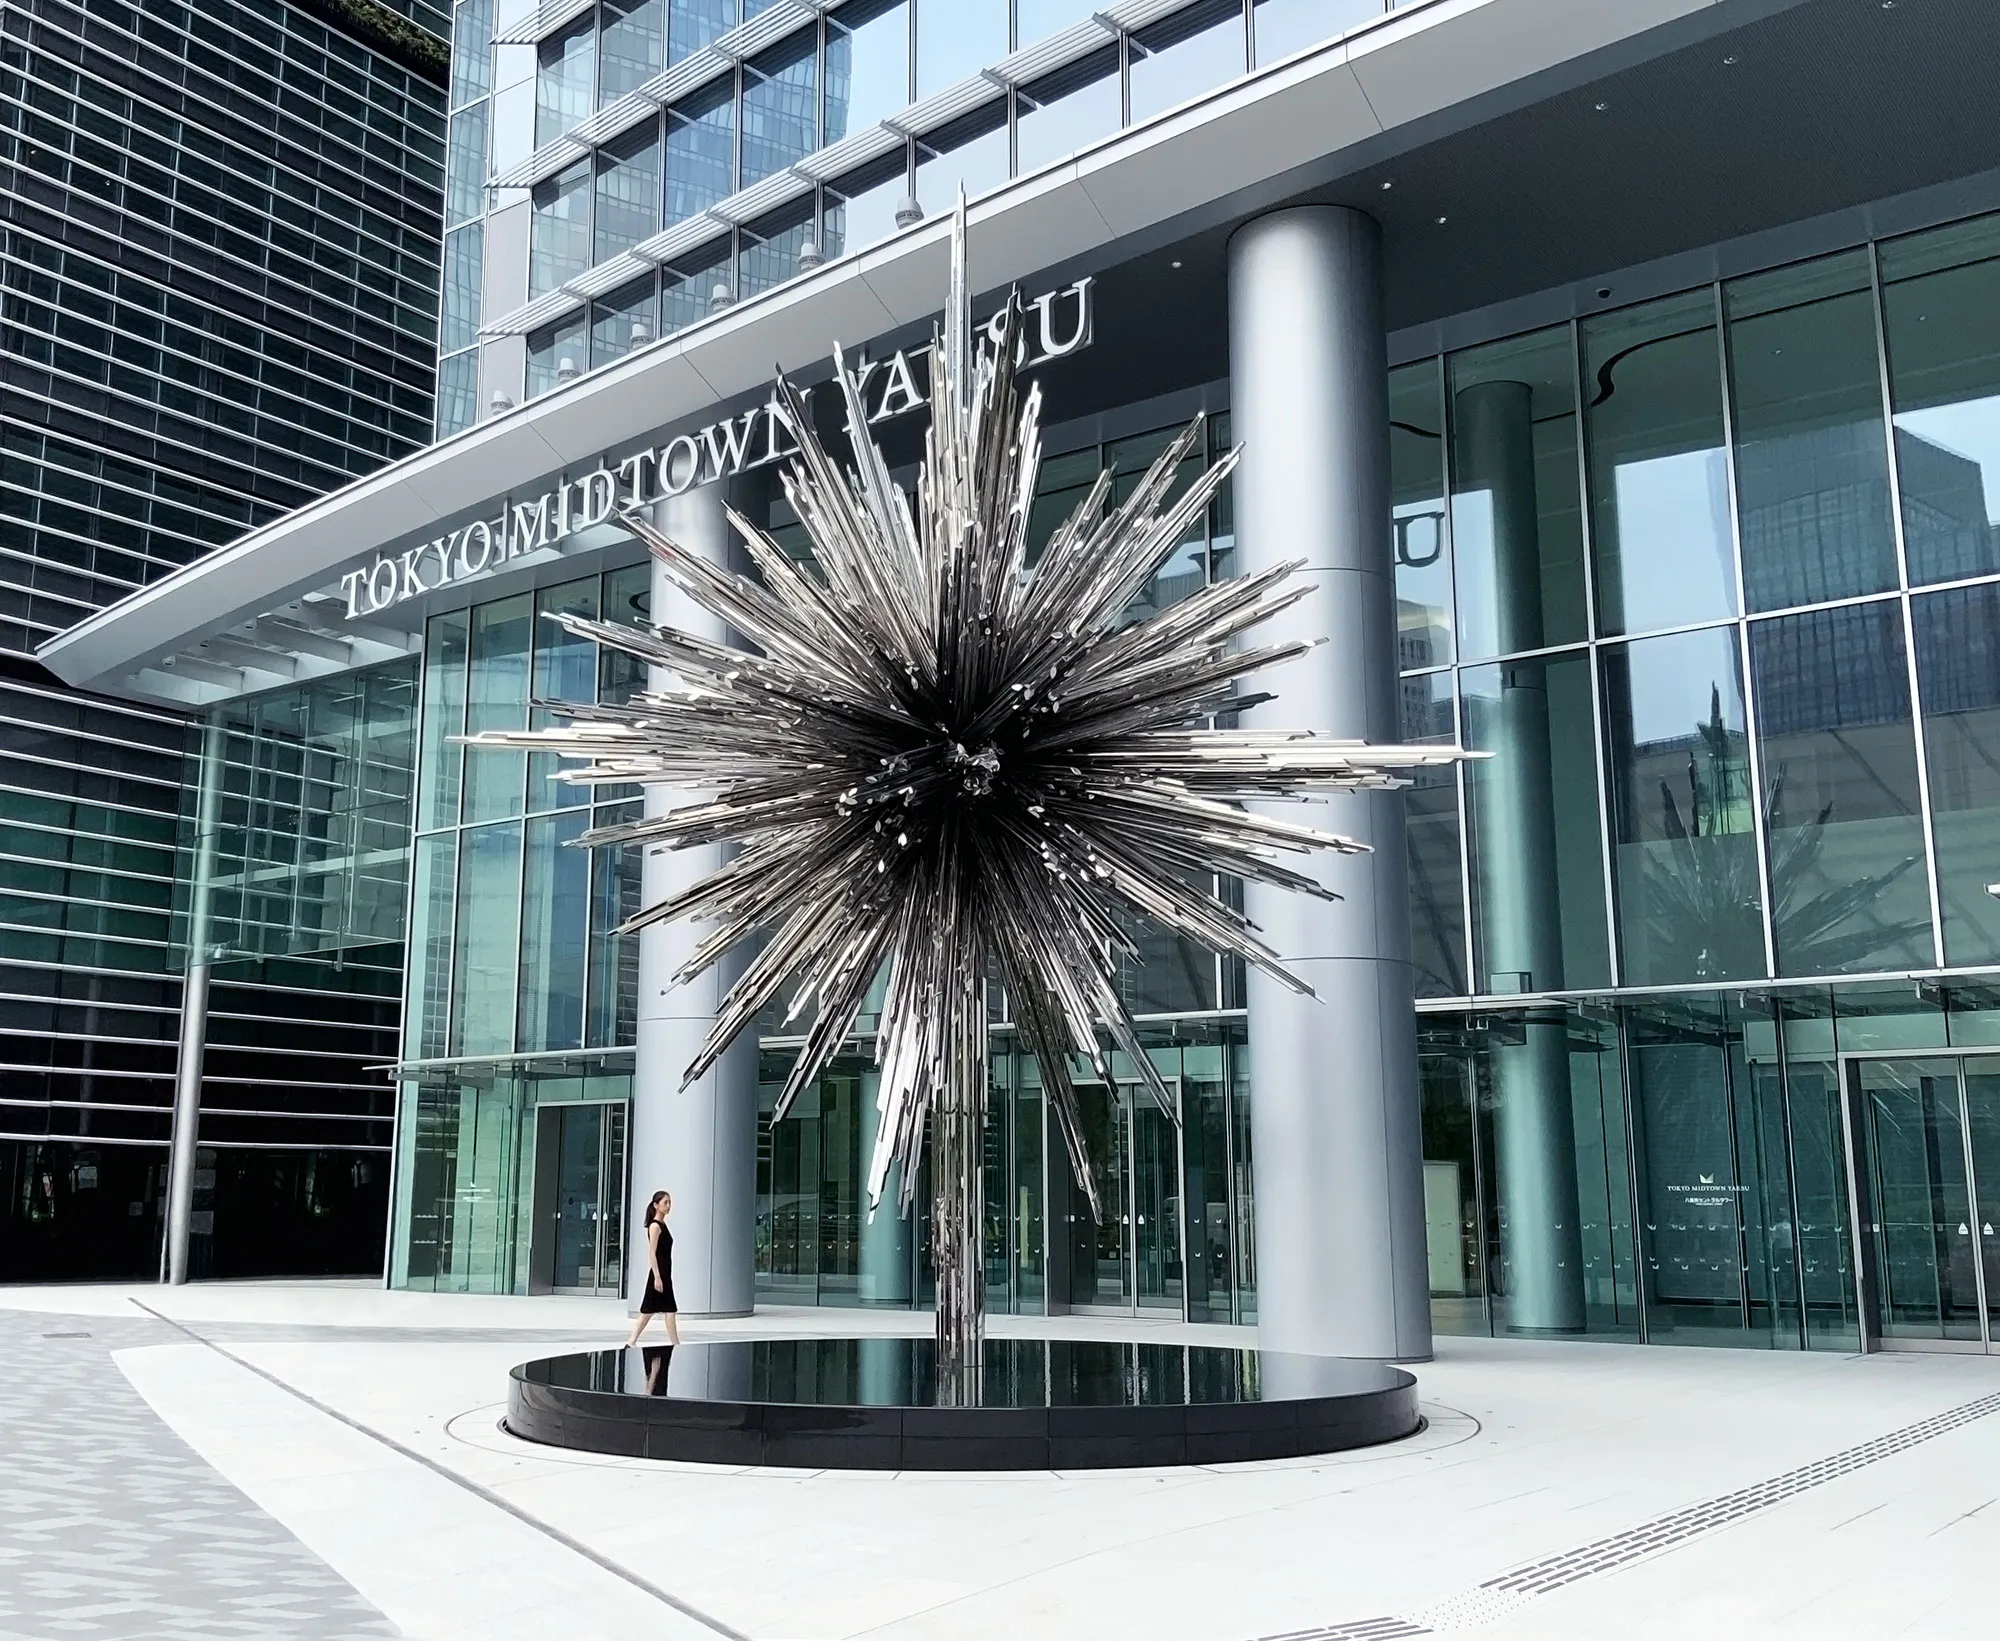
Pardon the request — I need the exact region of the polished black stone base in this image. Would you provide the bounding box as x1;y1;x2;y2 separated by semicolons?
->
506;1337;1420;1470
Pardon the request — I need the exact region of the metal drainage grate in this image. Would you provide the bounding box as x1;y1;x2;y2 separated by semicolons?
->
1485;1390;2000;1597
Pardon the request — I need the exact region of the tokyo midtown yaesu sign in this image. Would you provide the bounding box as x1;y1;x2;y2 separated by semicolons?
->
338;278;1095;622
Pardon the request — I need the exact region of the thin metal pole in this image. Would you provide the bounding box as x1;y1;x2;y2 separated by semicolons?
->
165;717;225;1286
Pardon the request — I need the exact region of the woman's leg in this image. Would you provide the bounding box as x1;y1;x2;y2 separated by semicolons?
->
664;1311;680;1347
624;1310;651;1347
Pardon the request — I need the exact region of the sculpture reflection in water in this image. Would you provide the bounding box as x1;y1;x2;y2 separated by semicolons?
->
469;206;1465;1400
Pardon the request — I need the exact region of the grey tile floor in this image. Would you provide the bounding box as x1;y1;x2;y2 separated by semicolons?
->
0;1308;399;1641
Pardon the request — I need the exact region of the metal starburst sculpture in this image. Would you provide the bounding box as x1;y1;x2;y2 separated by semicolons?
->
472;214;1461;1391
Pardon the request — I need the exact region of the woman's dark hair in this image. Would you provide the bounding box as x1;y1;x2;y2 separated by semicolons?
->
643;1189;669;1226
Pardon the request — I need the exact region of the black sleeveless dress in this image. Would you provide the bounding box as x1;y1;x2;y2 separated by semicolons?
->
640;1222;676;1312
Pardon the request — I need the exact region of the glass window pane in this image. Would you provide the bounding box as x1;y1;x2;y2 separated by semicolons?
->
445;102;488;226
594;121;661;262
404;831;457;1062
586;823;643;1047
1252;0;1380;67
1725;251;1897;612
1463;650;1611;993
518;809;590;1052
1390;359;1451;669
1401;670;1467;998
1016;48;1119;176
416;611;468;831
738;197;815;299
440;223;482;354
450;819;523;1056
826;0;909;143
1016;0;1089;43
1882;212;2000;586
915;102;1009;214
1750;601;1932;976
1913;583;2000;964
742;31;819;188
436;350;478;439
451;0;494;104
662;240;733;334
666;79;735;223
1602;625;1764;985
601;0;665;104
824;148;910;260
529;578;600;813
463;594;532;822
535;18;595;147
1583;290;1738;637
591;274;659;368
527;314;588;399
916;0;1006;97
1129;0;1245;124
1449;326;1586;660
529;162;591;297
669;0;736;64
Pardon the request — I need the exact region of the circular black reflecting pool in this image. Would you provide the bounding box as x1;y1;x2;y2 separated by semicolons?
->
507;1338;1419;1469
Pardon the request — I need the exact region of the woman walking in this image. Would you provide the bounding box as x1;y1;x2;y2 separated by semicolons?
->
624;1189;679;1347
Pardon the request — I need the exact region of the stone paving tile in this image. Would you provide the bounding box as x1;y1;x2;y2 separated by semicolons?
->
0;1308;399;1641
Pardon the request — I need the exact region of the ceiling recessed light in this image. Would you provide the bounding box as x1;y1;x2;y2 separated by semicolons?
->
1594;100;1610;112
1170;259;1182;268
1597;287;1612;299
1381;180;1394;191
1723;53;1739;64
1436;215;1448;225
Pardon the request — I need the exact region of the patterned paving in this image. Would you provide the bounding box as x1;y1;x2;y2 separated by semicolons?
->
0;1308;399;1641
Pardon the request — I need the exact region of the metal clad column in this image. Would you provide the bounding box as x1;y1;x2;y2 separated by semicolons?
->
1228;206;1431;1361
1455;381;1585;1334
165;717;224;1285
629;484;758;1317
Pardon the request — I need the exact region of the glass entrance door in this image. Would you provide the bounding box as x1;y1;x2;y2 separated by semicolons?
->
1068;1081;1185;1315
1848;1057;1999;1351
528;1101;628;1296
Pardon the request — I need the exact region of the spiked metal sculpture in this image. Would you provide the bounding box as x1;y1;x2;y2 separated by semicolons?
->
470;211;1464;1393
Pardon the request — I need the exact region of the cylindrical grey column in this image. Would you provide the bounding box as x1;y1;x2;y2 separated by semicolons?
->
1455;382;1585;1334
1228;206;1431;1362
856;1068;913;1304
628;483;759;1317
165;717;224;1286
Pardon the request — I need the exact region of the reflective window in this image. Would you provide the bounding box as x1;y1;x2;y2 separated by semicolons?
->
445;102;487;226
1252;0;1380;66
1725;251;1897;611
666;80;735;224
463;594;531;822
1602;625;1764;985
742;31;819;187
528;580;600;815
1583;290;1738;637
518;810;590;1051
915;0;1007;98
601;0;665;103
451;0;494;104
527;315;589;399
738;197;816;298
417;612;469;832
1448;325;1586;659
440;224;482;354
590;274;659;367
663;241;734;333
1913;584;2000;964
1750;601;1933;975
450;821;524;1055
1462;650;1611;993
1882;212;2000;585
529;162;592;296
1016;0;1091;43
586;826;644;1047
1401;670;1467;998
594;121;662;261
536;18;596;147
824;149;910;259
826;0;910;143
1129;0;1245;124
436;351;478;439
670;0;737;64
1016;47;1120;176
915;102;1010;214
1389;359;1451;670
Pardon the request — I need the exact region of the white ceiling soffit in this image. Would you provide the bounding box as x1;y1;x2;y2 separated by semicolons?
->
39;0;1728;709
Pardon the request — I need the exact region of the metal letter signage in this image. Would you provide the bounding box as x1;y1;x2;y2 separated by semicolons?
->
339;278;1094;621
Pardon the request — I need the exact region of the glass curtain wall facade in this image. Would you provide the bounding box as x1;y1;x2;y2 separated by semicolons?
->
386;204;2000;1350
0;0;445;1279
444;0;1414;433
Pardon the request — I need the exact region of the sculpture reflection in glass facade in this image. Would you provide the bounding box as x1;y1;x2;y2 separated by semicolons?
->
472;214;1461;1389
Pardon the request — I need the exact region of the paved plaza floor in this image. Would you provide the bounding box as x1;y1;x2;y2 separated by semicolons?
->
1;1283;1996;1641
